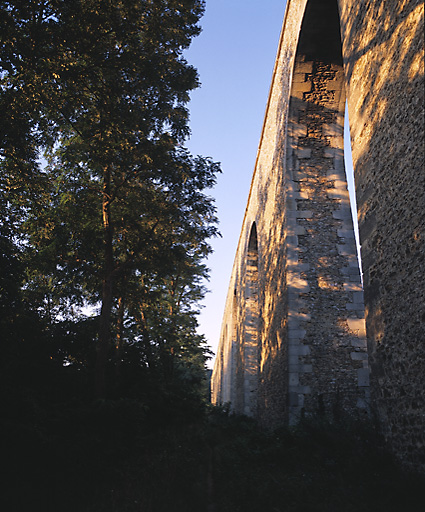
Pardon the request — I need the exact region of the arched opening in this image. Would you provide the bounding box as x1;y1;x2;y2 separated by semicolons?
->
230;290;238;410
344;103;362;277
242;223;260;416
221;324;231;403
297;0;343;65
285;0;367;420
216;343;224;405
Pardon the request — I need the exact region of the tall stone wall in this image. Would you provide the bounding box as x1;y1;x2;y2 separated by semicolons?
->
340;0;425;469
211;0;424;471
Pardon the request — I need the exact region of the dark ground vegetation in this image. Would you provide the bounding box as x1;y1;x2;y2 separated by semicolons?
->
2;382;424;512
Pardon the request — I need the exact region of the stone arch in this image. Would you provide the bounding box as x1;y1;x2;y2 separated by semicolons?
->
284;0;368;423
214;342;224;406
221;324;230;403
230;289;240;412
242;222;260;416
212;0;424;470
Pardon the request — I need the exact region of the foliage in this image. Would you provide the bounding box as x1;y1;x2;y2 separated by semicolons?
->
0;0;218;398
1;402;424;512
206;410;425;512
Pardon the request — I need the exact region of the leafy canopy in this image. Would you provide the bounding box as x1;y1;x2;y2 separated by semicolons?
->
0;0;219;399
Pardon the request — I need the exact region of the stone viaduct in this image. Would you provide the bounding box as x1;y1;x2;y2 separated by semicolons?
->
211;0;424;470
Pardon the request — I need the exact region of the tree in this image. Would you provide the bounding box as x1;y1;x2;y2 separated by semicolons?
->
0;0;219;398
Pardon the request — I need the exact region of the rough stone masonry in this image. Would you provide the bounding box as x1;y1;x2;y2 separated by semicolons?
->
211;0;424;472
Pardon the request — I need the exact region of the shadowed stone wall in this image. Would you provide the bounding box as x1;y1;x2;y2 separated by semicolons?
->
211;0;424;471
340;0;424;470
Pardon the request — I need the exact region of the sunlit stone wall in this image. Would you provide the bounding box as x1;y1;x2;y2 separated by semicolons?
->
340;0;425;470
211;0;424;471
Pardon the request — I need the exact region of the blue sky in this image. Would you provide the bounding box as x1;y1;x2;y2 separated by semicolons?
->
184;1;358;367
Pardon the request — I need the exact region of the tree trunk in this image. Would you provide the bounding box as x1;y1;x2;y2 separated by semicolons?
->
95;166;114;399
138;305;154;368
115;292;125;378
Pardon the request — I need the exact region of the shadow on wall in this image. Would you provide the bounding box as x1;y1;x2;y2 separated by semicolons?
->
262;0;424;466
214;0;424;471
340;0;425;469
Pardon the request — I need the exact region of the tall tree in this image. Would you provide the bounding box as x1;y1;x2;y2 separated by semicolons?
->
0;0;219;398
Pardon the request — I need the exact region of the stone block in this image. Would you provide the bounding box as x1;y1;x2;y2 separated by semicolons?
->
286;235;298;245
288;309;309;321
288;339;304;347
286;255;298;267
288;329;307;339
344;282;363;292
349;275;362;283
301;364;313;373
296;148;312;159
289;355;300;365
289;373;300;386
290;344;311;356
351;338;367;349
288;277;310;293
289;385;310;395
293;81;312;93
341;266;361;276
324;148;336;158
347;318;366;334
292;123;308;138
293;190;309;199
293;171;307;182
327;169;345;180
346;303;365;313
356;398;369;409
292;72;306;83
358;368;370;387
291;90;305;100
333;210;352;220
296;210;313;218
326;79;343;91
351;352;368;361
338;229;355;238
334;151;345;170
334;180;349;190
296;62;313;73
352;291;364;303
286;196;297;211
347;256;360;268
288;391;299;406
339;196;351;209
296;263;310;272
285;210;313;219
327;188;349;200
338;244;356;257
323;123;341;137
